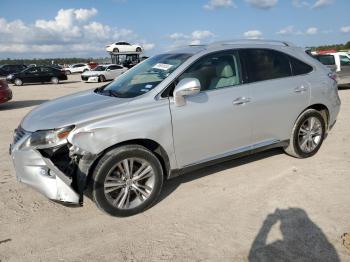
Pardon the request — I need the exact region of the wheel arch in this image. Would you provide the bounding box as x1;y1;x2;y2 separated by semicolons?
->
305;103;329;129
85;138;171;186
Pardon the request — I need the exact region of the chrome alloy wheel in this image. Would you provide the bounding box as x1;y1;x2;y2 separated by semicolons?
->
104;158;155;209
298;116;323;153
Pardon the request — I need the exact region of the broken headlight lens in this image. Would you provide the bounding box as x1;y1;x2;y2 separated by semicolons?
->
23;126;75;149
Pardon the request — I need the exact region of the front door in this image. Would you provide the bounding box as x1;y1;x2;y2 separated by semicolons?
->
169;50;254;168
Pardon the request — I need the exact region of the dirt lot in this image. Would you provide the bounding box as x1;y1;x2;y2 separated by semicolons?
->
0;75;349;261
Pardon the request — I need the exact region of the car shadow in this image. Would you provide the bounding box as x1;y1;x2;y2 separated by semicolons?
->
157;148;283;204
0;100;48;110
338;84;350;90
248;208;340;261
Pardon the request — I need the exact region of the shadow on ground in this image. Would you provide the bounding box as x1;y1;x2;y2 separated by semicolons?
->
0;100;48;110
248;208;339;261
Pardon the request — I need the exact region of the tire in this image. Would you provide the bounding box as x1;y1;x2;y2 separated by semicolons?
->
284;109;326;158
51;77;59;84
14;78;23;86
113;48;119;53
83;69;88;73
99;75;105;82
65;70;71;75
136;47;142;52
92;145;164;217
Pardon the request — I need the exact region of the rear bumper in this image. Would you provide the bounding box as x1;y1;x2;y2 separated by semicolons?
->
10;134;79;204
0;88;12;103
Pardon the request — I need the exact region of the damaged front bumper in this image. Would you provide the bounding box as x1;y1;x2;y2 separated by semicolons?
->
10;129;83;204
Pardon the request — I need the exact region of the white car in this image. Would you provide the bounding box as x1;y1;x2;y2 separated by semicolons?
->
81;64;127;82
106;42;142;53
64;63;90;75
314;52;350;85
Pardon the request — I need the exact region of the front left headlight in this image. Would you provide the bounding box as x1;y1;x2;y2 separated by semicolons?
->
23;126;75;149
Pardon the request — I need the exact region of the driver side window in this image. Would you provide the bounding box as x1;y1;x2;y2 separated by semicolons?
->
179;50;241;92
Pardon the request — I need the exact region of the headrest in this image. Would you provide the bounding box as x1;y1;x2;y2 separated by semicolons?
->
216;63;234;78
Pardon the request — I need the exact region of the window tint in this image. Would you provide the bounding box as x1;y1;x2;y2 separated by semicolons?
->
108;65;121;70
340;55;350;66
41;67;53;73
26;67;40;73
314;55;335;65
178;51;241;91
240;49;292;83
289;56;313;75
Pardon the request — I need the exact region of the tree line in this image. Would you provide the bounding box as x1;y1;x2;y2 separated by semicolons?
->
310;41;350;51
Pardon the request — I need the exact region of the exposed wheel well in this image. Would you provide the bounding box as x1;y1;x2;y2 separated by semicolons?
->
86;139;171;186
306;104;329;129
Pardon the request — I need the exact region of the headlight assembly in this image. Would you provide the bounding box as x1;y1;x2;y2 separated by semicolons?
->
22;126;75;149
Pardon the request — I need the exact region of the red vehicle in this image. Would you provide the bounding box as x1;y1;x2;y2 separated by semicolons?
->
0;79;12;104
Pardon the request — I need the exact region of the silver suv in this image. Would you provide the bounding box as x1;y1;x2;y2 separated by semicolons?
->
10;40;341;216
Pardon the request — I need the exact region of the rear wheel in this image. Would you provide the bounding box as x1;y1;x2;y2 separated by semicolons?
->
51;77;59;84
136;47;142;52
284;109;326;158
113;48;119;53
14;78;23;86
92;145;164;217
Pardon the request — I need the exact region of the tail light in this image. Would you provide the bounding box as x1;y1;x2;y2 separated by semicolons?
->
328;72;337;82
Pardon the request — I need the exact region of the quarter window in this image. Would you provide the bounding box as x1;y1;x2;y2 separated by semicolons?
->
240;49;292;83
178;51;241;91
289;56;313;75
340;55;350;66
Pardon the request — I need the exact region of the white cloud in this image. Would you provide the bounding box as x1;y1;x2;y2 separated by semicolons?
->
277;25;296;35
340;26;350;33
292;0;310;7
305;27;318;35
245;0;278;9
167;30;215;48
312;0;334;8
243;30;263;39
0;8;154;57
203;0;235;10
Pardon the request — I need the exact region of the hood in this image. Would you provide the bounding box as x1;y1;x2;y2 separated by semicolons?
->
21;89;132;132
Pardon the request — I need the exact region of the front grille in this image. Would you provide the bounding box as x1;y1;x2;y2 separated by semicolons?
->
13;127;30;145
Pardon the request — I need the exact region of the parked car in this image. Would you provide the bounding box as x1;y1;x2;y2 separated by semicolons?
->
6;66;67;86
63;63;90;75
106;42;142;53
10;40;340;216
0;64;27;77
0;79;12;104
81;64;127;82
314;52;350;85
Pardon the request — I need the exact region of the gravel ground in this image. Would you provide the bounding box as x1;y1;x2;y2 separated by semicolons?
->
0;75;349;261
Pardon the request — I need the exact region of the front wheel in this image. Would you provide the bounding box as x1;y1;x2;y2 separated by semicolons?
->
14;78;23;86
51;77;59;84
284;109;326;158
136;47;142;52
92;145;164;217
99;75;105;82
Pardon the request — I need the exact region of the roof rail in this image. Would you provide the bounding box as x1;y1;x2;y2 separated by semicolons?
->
207;39;295;47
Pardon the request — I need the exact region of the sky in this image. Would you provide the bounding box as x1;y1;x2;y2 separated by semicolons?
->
0;0;349;58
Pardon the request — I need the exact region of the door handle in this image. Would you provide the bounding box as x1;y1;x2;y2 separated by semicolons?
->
233;97;251;105
294;85;307;93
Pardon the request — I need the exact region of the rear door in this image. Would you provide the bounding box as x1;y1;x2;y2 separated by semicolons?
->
239;48;311;144
22;67;41;83
169;50;254;168
40;67;54;82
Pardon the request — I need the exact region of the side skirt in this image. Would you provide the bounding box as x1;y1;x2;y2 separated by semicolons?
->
168;140;289;179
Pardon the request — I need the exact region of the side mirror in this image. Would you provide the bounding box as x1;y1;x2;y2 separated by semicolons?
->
173;78;201;107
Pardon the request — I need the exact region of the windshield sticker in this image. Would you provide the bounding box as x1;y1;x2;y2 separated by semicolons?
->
152;63;173;71
145;84;153;89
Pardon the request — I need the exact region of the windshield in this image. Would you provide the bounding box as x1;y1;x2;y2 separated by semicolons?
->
97;53;191;98
93;66;107;71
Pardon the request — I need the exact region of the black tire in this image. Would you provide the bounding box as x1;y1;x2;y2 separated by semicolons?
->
51;77;59;84
284;109;326;158
14;78;23;86
113;48;119;53
136;47;142;52
99;75;105;82
92;145;164;217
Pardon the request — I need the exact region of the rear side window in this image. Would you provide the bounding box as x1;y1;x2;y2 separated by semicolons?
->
240;49;292;83
289;56;313;75
340;55;350;66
